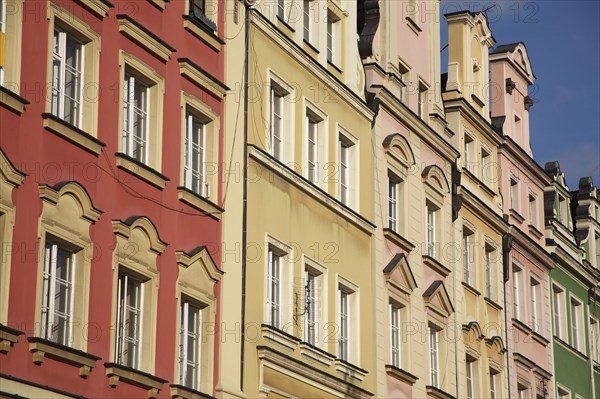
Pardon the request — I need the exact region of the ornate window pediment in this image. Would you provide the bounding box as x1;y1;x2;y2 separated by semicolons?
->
423;280;454;320
422;165;450;197
383;253;417;295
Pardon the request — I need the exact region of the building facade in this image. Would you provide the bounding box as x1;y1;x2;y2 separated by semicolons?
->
491;42;555;398
0;0;226;398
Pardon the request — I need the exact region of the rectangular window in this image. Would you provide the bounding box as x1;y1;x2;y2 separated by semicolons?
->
510;178;519;211
595;233;600;267
426;203;436;258
429;326;439;387
463;232;471;285
418;85;427;119
303;0;310;43
571;297;583;351
388;173;399;231
558;195;568;225
184;111;206;196
42;240;75;346
553;285;564;339
530;278;541;332
123;72;149;164
266;248;281;329
338;289;349;361
591;318;599;363
52;27;83;127
0;0;5;85
485;248;494;300
304;271;317;345
326;17;333;63
529;194;538;227
307;114;318;184
339;137;351;205
277;0;285;19
179;299;202;390
481;146;490;182
115;271;143;369
489;370;497;399
512;266;522;320
270;85;284;161
464;134;473;171
466;359;474;399
390;303;400;367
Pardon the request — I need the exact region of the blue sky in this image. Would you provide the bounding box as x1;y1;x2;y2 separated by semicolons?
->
440;0;600;188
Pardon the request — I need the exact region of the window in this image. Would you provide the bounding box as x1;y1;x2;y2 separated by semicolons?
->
51;27;83;127
557;386;570;399
188;0;216;31
570;297;584;351
305;107;325;185
428;326;439;387
388;172;399;231
277;0;285;19
41;240;75;346
558;194;568;225
510;177;519;212
485;246;496;300
389;303;401;367
552;284;565;339
517;385;528;399
119;52;164;171
338;288;349;361
267;247;282;329
304;270;317;345
326;11;341;65
184;110;207;196
489;369;498;399
179;299;202;390
123;72;149;164
303;0;311;43
426;202;437;258
530;278;541;332
463;230;473;285
46;3;100;136
338;133;356;206
595;233;600;267
270;82;286;161
591;318;599;363
398;61;410;105
529;193;538;227
464;133;474;172
466;358;475;399
481;146;490;183
115;271;143;369
514;114;522;138
512;265;522;320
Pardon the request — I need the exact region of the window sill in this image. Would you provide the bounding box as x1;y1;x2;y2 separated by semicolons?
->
183;15;223;52
27;337;100;378
528;224;543;239
170;384;216;399
75;0;113;19
512;317;532;335
115;152;169;190
461;281;481;296
298;342;336;368
334;359;367;382
405;16;422;35
105;362;167;398
276;15;295;36
0;324;23;354
510;208;525;223
385;364;418;385
462;167;496;197
484;296;503;311
42;113;105;156
531;330;550;346
422;255;451;277
554;336;588;361
177;186;223;220
146;0;168;11
261;324;299;352
0;85;29;115
383;228;416;252
327;60;343;75
303;39;319;59
426;385;456;399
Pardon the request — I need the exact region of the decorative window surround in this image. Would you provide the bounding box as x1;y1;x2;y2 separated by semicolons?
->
298;343;336;368
0;324;23;354
28;337;100;378
76;0;113;19
105;362;167;398
178;58;228;100
116;153;169;189
261;323;299;352
0;85;28;114
117;15;175;63
42;113;106;156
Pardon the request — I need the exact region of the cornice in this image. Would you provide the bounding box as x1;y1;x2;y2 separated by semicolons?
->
509;226;554;270
375;86;459;163
498;136;550;187
460;186;508;233
443;96;502;146
250;10;374;121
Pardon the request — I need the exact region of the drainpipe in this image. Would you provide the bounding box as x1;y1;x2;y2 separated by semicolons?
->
503;232;513;399
239;2;250;392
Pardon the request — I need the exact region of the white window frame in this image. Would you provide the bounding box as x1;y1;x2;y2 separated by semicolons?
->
123;72;150;164
179;298;202;390
389;303;401;367
115;271;144;369
429;326;439;387
266;247;282;329
51;26;84;128
426;203;437;258
552;284;565;339
338;288;349;361
570;295;584;352
481;145;490;183
591;317;599;364
0;0;6;85
41;240;76;346
512;265;522;320
510;177;519;212
337;130;357;207
489;369;497;399
530;277;541;332
463;231;472;285
484;245;495;300
464;132;474;172
302;257;326;349
304;270;317;345
184;110;207;197
388;172;399;231
466;358;475;399
302;0;311;43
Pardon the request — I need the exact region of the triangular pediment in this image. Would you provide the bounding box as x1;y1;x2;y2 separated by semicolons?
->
423;280;454;318
383;253;417;294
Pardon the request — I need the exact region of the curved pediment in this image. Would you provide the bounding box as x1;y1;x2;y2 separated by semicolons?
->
422;165;451;195
383;133;416;167
485;335;507;354
113;216;168;255
39;181;102;223
177;246;224;283
462;321;485;341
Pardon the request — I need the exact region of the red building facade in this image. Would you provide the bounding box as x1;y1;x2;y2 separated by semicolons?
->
0;1;226;398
